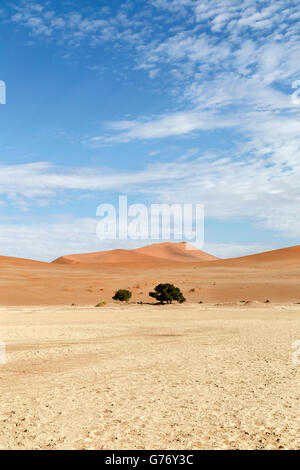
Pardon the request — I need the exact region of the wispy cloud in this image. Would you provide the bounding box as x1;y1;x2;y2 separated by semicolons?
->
9;2;148;47
92;111;236;143
0;218;99;261
204;242;274;259
2;142;300;240
86;0;300;145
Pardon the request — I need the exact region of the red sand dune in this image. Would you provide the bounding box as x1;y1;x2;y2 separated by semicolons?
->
52;242;218;265
136;241;218;262
0;256;47;267
1;243;300;305
52;249;162;265
216;244;300;267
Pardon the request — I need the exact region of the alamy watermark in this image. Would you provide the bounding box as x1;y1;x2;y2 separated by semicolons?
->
291;80;300;105
0;80;6;104
291;340;300;365
96;196;204;248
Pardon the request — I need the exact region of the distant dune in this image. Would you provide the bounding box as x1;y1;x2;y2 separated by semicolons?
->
52;242;218;265
52;249;163;265
226;245;300;266
0;256;47;267
1;243;300;305
135;241;218;262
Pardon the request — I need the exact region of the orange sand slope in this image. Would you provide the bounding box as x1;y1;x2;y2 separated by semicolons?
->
136;241;218;262
0;256;46;267
223;244;300;266
52;242;218;264
1;243;300;305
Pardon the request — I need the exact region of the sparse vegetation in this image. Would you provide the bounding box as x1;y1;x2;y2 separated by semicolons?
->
113;289;132;302
95;301;107;307
149;283;186;304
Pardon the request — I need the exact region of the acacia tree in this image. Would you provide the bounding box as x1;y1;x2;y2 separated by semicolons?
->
149;283;186;304
113;289;132;302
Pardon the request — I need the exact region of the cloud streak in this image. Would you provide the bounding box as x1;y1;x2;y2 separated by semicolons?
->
2;142;300;240
92;111;236;143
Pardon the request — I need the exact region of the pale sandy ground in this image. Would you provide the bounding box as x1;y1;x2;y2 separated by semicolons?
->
0;303;299;450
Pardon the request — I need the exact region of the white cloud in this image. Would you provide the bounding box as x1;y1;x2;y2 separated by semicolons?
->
3;136;300;240
85;0;300;148
92;111;236;142
9;2;146;47
150;0;195;14
2;160;208;200
0;218;107;261
204;242;274;259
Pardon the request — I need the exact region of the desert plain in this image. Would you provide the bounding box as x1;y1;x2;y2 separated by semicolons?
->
0;242;299;449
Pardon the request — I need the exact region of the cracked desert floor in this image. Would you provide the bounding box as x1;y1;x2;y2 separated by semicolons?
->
0;303;299;450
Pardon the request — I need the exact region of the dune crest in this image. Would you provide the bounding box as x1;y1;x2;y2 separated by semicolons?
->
222;244;300;266
0;256;46;267
52;242;218;265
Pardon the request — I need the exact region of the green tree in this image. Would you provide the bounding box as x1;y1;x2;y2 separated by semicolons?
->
149;283;186;304
112;289;132;302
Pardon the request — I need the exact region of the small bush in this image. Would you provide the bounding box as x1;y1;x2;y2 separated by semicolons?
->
95;301;107;307
113;289;132;302
149;283;186;304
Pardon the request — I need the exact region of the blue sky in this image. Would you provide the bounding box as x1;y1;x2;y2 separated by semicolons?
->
1;0;300;261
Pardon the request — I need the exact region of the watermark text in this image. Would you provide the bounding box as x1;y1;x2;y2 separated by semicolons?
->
96;196;204;248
